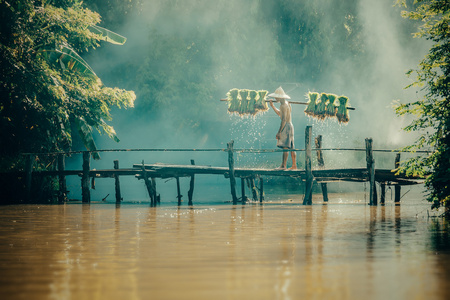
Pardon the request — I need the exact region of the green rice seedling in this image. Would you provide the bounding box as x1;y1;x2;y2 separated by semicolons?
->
315;93;328;120
227;88;240;114
326;93;337;117
336;95;350;124
239;89;250;115
304;92;319;117
248;90;258;115
256;90;269;111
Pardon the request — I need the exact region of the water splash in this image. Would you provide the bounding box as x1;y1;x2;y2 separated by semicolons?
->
228;114;273;167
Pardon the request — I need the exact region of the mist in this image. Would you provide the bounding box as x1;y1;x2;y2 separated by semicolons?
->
71;0;430;201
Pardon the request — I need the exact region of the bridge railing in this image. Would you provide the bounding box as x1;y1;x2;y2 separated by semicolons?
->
17;126;430;205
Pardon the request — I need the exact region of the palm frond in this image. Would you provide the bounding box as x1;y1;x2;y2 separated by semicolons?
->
75;117;101;160
88;25;127;45
40;45;97;79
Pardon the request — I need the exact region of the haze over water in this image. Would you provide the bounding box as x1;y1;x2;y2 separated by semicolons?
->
1;188;450;300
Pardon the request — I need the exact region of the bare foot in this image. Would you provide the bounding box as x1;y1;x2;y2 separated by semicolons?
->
275;166;286;170
287;166;297;170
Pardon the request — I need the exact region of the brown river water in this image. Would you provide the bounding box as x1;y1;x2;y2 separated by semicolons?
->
1;189;450;300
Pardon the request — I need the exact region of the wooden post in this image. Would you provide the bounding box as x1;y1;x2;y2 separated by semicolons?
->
58;154;66;203
114;160;122;203
227;140;238;205
365;138;376;206
259;177;264;203
303;126;313;205
241;178;247;203
141;161;155;206
315;135;329;202
25;154;34;202
315;135;324;166
152;178;159;204
82;152;90;203
250;177;258;202
380;183;386;205
373;181;378;204
176;177;182;206
188;159;195;206
320;180;329;203
395;153;401;204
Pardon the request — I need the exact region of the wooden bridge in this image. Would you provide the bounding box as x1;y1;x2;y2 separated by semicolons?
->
19;126;425;206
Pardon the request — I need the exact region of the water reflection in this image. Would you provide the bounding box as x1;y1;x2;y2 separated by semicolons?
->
0;199;449;299
429;218;450;253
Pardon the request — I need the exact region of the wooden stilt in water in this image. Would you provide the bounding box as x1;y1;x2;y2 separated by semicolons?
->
380;183;386;205
227;140;238;205
259;176;264;203
320;182;329;203
82;152;90;203
303;126;313;205
58;154;67;203
152;178;159;204
141;161;155;206
176;177;182;206
315;135;329;202
188;159;195;206
373;181;378;204
25;154;34;202
114;160;122;203
149;183;155;206
395;153;401;204
365;138;376;206
250;176;258;202
241;178;247;203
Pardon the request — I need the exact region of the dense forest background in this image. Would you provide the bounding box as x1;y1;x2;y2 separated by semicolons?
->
80;0;427;155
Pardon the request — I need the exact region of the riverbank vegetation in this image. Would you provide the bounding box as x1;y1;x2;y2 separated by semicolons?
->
0;0;135;171
394;0;450;216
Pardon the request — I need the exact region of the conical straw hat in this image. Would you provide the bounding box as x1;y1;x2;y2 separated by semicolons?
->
268;86;291;99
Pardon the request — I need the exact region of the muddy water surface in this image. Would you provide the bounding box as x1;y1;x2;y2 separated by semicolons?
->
0;194;450;300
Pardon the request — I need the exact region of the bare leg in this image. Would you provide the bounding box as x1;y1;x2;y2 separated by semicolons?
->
282;151;288;168
276;150;288;169
287;151;297;170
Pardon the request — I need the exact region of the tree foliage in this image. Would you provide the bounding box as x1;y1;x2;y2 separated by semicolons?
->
394;0;450;211
0;0;135;168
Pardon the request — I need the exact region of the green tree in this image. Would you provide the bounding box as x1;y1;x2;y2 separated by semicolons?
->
395;0;450;214
0;0;135;168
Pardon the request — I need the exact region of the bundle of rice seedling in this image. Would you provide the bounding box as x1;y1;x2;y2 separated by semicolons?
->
326;93;337;117
239;89;250;115
304;92;319;117
336;95;350;124
227;88;240;114
314;93;328;120
255;90;269;111
248;90;258;115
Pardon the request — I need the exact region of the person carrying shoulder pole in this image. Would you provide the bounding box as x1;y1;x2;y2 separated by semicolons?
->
268;86;297;170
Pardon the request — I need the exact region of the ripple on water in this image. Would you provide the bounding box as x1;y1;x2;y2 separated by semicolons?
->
0;192;448;299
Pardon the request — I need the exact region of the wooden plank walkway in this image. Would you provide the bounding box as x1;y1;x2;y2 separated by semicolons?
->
131;163;422;184
14;126;428;206
128;162;423;206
